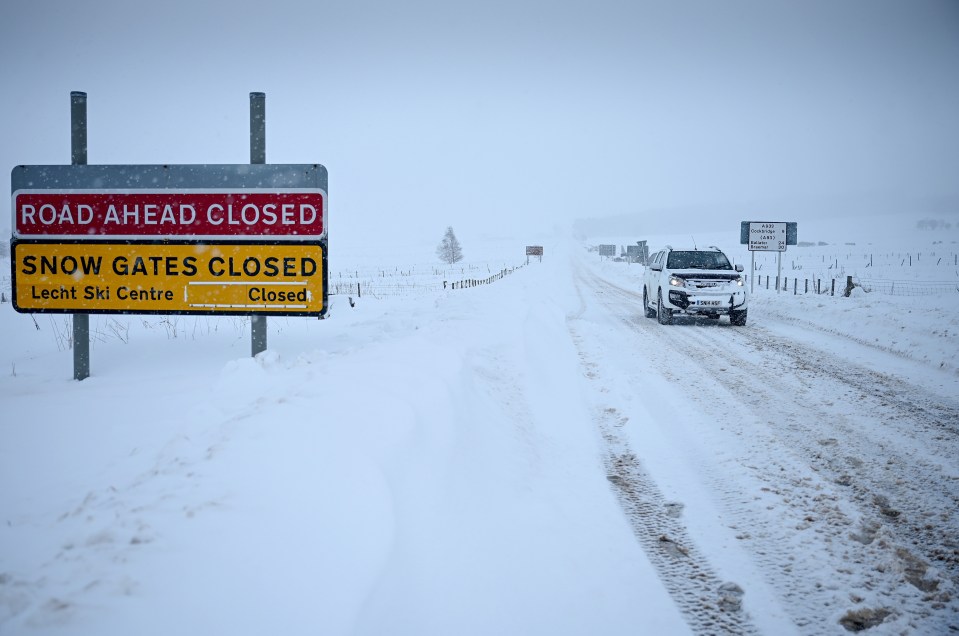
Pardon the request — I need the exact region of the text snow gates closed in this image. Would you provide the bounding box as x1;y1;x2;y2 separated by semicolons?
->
12;242;326;316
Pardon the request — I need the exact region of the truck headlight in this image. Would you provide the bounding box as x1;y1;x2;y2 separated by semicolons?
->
669;276;685;288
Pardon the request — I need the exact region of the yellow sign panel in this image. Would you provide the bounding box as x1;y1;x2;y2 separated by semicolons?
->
12;242;326;316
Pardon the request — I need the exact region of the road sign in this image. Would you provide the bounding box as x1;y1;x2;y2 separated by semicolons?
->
748;222;787;251
526;246;543;256
598;244;616;257
739;221;798;294
11;241;326;316
626;243;648;264
740;221;797;250
10;164;329;317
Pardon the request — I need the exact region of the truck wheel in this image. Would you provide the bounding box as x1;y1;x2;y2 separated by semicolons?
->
657;290;672;325
644;288;656;318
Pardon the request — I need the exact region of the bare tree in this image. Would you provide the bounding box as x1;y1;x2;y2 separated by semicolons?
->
436;226;464;265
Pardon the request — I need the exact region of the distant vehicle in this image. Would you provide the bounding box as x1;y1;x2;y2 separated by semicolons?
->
643;245;747;325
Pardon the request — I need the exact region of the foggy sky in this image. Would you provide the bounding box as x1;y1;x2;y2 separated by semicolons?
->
2;0;958;245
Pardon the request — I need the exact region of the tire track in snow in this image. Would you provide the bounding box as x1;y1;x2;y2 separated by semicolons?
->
596;404;760;636
570;271;760;636
571;261;959;634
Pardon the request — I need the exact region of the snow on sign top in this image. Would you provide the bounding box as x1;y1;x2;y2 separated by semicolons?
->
10;164;328;241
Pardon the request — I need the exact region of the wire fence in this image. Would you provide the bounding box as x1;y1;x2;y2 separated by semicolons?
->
749;274;959;297
330;280;444;298
750;275;843;296
330;264;524;299
748;250;959;277
855;278;959;296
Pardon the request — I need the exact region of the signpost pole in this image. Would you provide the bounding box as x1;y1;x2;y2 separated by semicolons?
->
250;92;267;357
743;221;795;295
71;91;90;381
777;252;782;294
750;252;755;294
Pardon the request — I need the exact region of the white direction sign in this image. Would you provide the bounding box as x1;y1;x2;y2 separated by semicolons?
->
748;222;787;252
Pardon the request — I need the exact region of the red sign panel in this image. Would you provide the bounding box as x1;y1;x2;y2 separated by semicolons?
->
13;189;326;240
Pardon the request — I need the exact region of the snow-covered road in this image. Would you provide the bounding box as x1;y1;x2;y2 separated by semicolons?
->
2;238;958;635
570;249;959;634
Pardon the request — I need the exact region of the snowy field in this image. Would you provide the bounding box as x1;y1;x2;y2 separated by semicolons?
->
1;225;958;635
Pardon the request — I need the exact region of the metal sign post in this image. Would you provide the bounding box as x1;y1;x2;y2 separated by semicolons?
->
71;91;90;381
250;92;267;357
11;92;327;376
526;245;543;265
740;221;797;295
11;166;328;316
